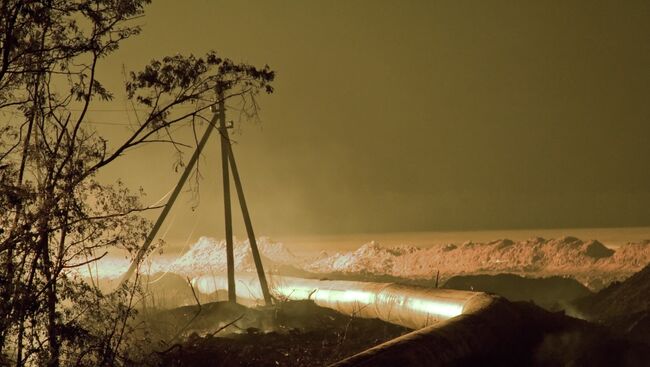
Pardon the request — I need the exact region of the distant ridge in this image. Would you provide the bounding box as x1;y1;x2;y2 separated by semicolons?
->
304;236;650;290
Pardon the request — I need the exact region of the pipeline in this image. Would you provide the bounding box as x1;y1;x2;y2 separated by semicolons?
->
195;274;552;366
193;273;495;331
330;295;527;367
193;271;640;367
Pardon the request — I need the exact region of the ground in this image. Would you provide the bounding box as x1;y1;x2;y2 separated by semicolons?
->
142;300;409;367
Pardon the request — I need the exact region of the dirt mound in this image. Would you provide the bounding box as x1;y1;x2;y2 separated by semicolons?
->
577;263;650;319
169;237;301;278
443;273;592;309
305;241;418;275
575;263;650;344
305;237;650;290
585;240;615;259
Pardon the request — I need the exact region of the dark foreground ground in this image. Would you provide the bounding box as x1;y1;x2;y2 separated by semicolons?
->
140;299;650;367
136;264;650;366
143;300;409;367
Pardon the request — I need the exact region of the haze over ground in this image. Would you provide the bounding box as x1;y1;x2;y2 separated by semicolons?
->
78;0;650;250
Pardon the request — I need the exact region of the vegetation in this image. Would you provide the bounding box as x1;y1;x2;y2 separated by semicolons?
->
0;1;274;366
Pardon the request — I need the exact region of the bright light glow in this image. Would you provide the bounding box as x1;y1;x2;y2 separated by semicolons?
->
275;284;316;300
314;289;375;305
339;290;375;304
194;274;474;329
407;298;464;319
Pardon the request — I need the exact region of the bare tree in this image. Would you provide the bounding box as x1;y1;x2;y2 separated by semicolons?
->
0;1;274;366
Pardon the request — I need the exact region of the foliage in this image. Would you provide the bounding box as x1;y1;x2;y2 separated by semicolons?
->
0;1;274;366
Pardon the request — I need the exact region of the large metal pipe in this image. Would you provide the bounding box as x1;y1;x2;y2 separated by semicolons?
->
194;274;511;366
331;296;534;367
193;274;494;330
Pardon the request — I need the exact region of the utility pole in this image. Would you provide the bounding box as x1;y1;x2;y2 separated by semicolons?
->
227;143;273;305
118;81;273;307
217;83;237;303
118;112;219;288
218;82;272;306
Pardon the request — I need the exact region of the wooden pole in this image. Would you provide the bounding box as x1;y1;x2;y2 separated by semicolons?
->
117;112;219;288
218;85;236;302
226;142;273;306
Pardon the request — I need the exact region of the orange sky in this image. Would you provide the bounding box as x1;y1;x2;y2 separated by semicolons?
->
77;0;650;248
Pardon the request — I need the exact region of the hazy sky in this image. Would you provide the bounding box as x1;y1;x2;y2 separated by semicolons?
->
88;0;650;246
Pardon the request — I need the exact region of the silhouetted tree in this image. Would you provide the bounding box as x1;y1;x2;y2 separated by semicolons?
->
0;1;274;366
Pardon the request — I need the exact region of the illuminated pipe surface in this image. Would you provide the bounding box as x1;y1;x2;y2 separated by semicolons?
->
193;273;491;330
194;274;511;366
330;295;536;367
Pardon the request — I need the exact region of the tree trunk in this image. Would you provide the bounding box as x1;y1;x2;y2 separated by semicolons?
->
38;213;59;367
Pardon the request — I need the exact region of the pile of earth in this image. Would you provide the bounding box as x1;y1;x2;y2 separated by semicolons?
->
575;263;650;344
168;236;302;278
304;237;650;290
442;273;592;310
140;300;409;367
89;236;649;295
